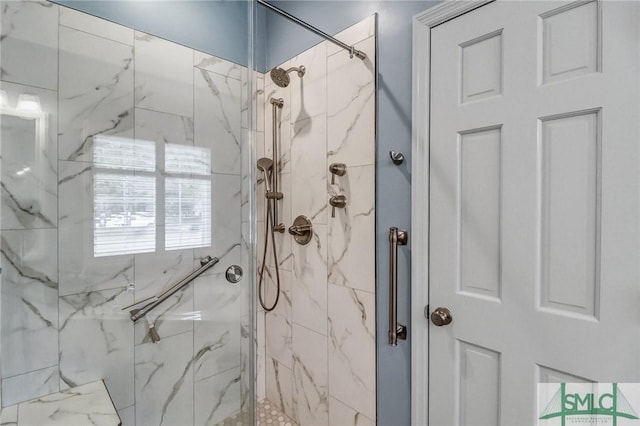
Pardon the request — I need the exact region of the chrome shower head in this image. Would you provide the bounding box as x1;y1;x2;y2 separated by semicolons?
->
257;157;273;191
270;65;306;88
257;157;273;173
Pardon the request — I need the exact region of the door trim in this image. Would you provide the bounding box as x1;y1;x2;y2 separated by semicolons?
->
410;2;493;424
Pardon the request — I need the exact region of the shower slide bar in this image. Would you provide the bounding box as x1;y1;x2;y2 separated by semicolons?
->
123;255;219;322
256;0;367;61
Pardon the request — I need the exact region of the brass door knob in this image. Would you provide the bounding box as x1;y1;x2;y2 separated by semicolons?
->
430;307;452;326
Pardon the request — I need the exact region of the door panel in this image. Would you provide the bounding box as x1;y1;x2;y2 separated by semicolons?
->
428;1;640;424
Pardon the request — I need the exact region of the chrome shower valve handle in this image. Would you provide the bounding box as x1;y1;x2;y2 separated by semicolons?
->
329;194;347;218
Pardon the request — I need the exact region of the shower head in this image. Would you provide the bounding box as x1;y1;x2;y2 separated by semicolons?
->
257;157;273;173
270;65;306;88
257;157;273;191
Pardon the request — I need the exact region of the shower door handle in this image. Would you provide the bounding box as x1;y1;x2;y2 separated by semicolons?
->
389;227;408;346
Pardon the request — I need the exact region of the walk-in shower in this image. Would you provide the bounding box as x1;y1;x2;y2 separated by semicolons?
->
0;0;377;424
0;0;254;423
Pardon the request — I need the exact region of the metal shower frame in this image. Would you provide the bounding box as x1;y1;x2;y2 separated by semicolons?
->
256;0;367;60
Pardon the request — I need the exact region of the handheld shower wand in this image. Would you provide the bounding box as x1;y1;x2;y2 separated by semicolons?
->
257;157;282;312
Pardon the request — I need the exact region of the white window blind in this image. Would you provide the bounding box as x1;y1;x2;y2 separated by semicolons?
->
92;137;212;256
165;144;211;250
93;136;156;257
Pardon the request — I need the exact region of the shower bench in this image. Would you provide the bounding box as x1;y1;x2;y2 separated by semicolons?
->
0;380;120;425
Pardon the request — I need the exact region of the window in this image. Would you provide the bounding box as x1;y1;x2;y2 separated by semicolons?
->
164;144;211;250
93;136;156;257
92;137;212;256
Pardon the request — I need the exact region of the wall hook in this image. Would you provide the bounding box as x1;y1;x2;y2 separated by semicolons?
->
389;150;404;165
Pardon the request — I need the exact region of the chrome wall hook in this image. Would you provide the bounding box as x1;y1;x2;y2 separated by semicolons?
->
389;150;405;165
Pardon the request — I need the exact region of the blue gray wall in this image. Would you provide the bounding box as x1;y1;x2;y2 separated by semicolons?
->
54;0;250;66
263;2;438;425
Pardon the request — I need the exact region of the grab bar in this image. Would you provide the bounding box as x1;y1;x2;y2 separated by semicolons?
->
389;227;408;346
125;255;219;322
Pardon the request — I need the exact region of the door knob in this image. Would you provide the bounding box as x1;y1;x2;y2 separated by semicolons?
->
430;307;452;326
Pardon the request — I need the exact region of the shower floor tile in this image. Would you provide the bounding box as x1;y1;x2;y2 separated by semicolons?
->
215;399;297;426
256;399;297;426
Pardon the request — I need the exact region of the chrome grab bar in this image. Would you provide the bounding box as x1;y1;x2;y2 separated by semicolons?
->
389;227;408;346
124;255;219;322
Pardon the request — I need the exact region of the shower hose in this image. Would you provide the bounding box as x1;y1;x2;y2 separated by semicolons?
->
258;195;281;311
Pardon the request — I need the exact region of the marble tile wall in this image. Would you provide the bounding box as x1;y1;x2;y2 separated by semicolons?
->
257;16;377;426
0;1;251;423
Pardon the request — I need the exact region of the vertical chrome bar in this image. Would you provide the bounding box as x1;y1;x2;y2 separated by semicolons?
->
270;97;284;229
389;227;408;346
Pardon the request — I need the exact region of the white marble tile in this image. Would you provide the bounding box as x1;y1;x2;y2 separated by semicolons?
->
135;107;194;151
328;165;375;293
292;324;328;426
133;248;194;344
58;26;134;163
17;380;120;426
256;75;265;133
290;114;328;225
1;229;58;378
193;273;242;380
329;396;375;426
266;357;294;421
194;68;242;174
194;366;241;426
135;331;194;426
264;270;292;369
59;6;133;45
0;0;58;90
263;80;291;175
327;15;376;57
239;223;251;319
135;108;194;230
117;405;134;426
0;82;57;230
58;161;134;296
240;69;250;130
328;284;376;420
290;42;327;123
1;366;59;407
240;128;254;225
292;224;327;336
134;32;193;117
214;173;242;260
192;172;241;279
194;50;242;81
256;310;266;401
59;287;134;410
0;404;17;424
239;314;252;413
327;36;375;167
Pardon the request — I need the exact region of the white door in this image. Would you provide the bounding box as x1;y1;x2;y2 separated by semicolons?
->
428;1;640;424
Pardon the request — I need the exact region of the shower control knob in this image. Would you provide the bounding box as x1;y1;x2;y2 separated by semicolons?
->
329;194;347;218
329;163;347;184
